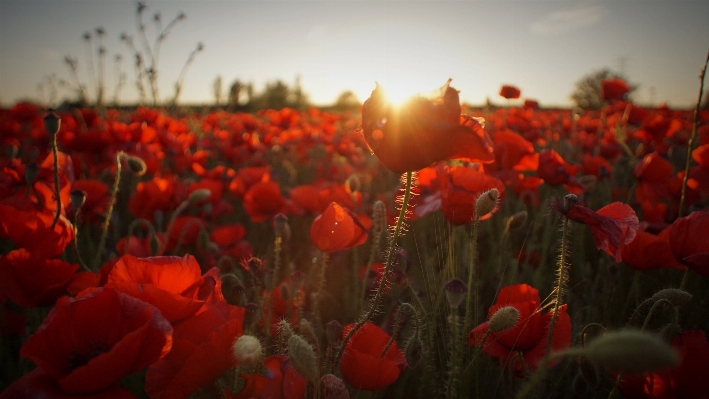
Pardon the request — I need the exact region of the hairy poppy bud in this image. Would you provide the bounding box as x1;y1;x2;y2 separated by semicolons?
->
187;188;211;204
70;189;87;209
125;155;147;176
488;306;520;333
444;278;467;310
44;110;61;136
584;330;680;373
505;211;528;233
475;188;499;219
404;334;424;368
651;288;692;307
288;334;319;381
232;335;263;367
320;374;350;399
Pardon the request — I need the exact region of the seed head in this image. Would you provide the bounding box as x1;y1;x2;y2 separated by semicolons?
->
488;306;520;333
232;335;263;367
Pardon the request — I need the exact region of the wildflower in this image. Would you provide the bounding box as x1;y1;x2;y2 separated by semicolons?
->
0;249;78;308
230;355;306;399
621;230;686;271
243;180;288;223
361;79;494;173
20;288;172;394
439;165;504;225
499;85;521;99
310;202;368;253
339;322;407;391
469;284;571;371
658;211;709;276
601;78;630;101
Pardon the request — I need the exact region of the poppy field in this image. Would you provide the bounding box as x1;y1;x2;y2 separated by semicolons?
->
1;71;709;399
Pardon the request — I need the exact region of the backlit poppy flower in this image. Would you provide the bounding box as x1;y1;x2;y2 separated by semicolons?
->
361;79;495;173
0;249;78;308
261;277;304;336
106;254;224;322
243;180;288;223
231;355;307;399
490;130;538;172
537;149;583;192
310;202;368;253
0;368;138;399
619;330;709;399
20;287;172;394
469;284;571;371
601;78;630;102
145;301;245;399
621;230;685;271
0;197;75;259
554;201;639;262
340;322;407;391
128;175;179;221
659;211;709;276
499;85;521;100
439;165;505;225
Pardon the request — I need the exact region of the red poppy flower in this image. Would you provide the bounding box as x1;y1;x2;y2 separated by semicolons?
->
499;85;521;100
439;165;505;225
340;322;407;391
243;180;288;223
162;216;204;253
469;284;571;371
0;197;75;259
145;301;245;399
659;211;709;276
537;149;583;192
20;287;172;394
230;355;307;399
128;175;179;221
556;201;639;262
361;79;495;173
0;249;78;308
581;154;613;180
601;78;630;102
0;368;138;399
289;184;322;214
523;99;539;109
621;230;685;271
106;254;224;322
310;202;368;253
620;330;709;399
491;130;538;172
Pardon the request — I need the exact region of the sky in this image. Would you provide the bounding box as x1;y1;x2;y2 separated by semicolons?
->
1;0;709;109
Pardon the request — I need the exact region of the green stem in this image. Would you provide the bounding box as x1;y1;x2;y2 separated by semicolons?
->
158;198;192;255
92;152;124;269
331;171;413;373
72;209;90;272
546;216;569;357
312;252;328;332
50;132;61;229
463;217;480;345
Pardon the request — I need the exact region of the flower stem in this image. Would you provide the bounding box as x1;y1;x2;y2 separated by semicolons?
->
331;171;413;373
463;216;480;345
92;152;124;269
50;132;61;229
546;216;569;357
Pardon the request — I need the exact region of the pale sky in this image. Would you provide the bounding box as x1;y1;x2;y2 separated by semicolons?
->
1;0;708;108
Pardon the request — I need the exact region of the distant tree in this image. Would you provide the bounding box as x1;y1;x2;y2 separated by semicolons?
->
332;90;361;111
570;68;637;110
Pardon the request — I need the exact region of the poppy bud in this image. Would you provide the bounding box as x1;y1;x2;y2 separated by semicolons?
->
404;334;424;368
346;174;361;194
651;288;692;307
70;189;87;209
475;188;499;219
299;319;318;348
504;211;528;233
562;194;579;213
584;330;680;373
288;333;319;381
659;323;682;343
444;278;467;310
320;374;350;399
24;162;40;185
44;110;61;136
232;335;263;367
125;155;147;176
277;319;294;341
187;188;212;204
488;306;520;333
326;320;343;345
273;213;291;241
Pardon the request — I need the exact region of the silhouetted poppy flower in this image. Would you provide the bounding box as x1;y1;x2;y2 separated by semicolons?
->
361;79;495;173
340;322;407;391
523;99;539;109
243;180;288;223
621;230;685;271
0;197;75;259
231;355;306;399
0;368;138;399
601;78;630;102
20;287;172;394
439;165;505;225
106;254;223;322
145;301;245;399
499;85;521;99
620;330;709;399
0;249;78;308
659;211;709;276
310;202;368;253
554;201;639;262
469;284;571;371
